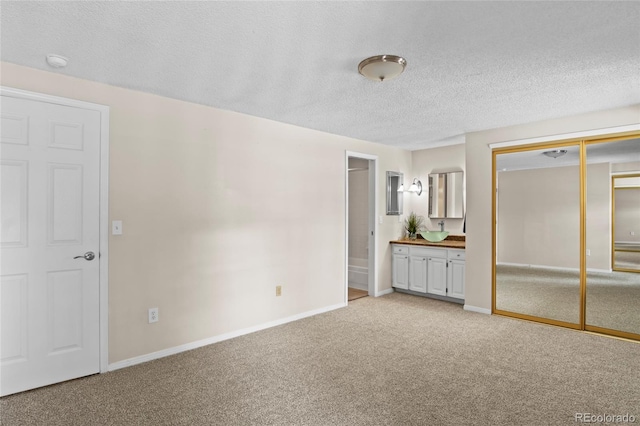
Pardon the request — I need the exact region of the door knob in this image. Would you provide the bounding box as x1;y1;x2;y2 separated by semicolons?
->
74;251;95;261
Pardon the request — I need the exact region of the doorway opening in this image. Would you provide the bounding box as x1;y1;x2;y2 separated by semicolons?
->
345;152;377;303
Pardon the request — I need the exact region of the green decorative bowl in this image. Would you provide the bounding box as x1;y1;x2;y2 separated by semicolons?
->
420;231;449;242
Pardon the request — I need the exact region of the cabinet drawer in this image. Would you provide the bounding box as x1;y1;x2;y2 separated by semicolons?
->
411;246;447;258
393;245;409;255
448;249;465;260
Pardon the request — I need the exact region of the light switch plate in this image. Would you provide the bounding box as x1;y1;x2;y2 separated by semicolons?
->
112;220;123;235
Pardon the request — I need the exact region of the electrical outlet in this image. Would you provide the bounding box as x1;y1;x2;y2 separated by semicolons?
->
276;285;282;297
148;307;159;323
586;249;591;256
631;231;636;236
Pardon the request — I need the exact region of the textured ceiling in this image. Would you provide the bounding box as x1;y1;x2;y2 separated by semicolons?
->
1;1;639;150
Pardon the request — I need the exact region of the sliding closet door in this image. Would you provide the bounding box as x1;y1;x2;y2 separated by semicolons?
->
494;144;581;327
585;137;640;339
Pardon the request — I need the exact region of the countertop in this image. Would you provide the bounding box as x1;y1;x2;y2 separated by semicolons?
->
390;235;465;249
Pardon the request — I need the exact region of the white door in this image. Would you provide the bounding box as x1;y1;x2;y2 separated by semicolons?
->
408;256;427;293
448;260;466;300
392;254;409;289
1;95;101;396
427;257;447;296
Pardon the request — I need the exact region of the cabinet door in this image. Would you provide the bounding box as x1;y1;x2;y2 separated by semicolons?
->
448;259;465;299
409;256;427;293
427;257;447;296
392;255;409;289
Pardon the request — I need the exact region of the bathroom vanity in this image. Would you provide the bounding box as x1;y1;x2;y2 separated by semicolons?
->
391;238;465;303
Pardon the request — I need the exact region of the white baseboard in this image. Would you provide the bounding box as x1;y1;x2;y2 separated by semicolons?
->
497;262;612;274
464;305;491;315
348;283;368;291
375;288;394;297
108;302;346;372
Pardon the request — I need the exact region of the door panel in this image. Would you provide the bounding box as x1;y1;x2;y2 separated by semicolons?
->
0;95;101;396
409;256;427;293
427;257;447;296
494;145;581;326
585;139;640;338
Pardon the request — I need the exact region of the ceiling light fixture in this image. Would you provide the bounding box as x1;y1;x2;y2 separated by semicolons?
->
543;149;568;158
46;54;68;68
358;55;407;82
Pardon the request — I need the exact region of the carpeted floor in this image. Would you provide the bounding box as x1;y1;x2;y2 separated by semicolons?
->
496;265;640;334
1;292;639;425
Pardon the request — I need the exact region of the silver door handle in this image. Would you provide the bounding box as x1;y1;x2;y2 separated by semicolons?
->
74;251;95;261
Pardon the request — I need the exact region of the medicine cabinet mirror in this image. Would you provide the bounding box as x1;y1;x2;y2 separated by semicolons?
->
428;171;464;218
386;171;403;215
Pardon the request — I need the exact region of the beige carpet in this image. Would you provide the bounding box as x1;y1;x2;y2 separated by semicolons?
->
496;264;640;335
2;292;639;425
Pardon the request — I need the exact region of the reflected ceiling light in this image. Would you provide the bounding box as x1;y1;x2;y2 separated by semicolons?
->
46;54;68;68
358;55;407;82
407;178;423;196
543;149;567;158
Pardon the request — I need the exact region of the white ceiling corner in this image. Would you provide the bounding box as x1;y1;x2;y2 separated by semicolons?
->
1;1;639;151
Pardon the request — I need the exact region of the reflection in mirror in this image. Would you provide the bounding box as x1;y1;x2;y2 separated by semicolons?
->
428;171;464;218
586;138;640;337
386;171;403;215
613;176;640;272
494;145;581;325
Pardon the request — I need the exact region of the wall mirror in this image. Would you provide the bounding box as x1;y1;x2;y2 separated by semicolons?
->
386;171;403;215
428;171;464;218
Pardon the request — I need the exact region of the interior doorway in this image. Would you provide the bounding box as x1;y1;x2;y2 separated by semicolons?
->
345;152;377;303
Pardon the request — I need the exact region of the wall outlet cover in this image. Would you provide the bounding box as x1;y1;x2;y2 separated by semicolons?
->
148;307;159;323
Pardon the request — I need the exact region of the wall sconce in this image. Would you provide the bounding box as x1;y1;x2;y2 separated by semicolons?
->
407;178;423;195
397;182;405;192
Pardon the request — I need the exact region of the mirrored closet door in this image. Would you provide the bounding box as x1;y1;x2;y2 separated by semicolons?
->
494;133;640;341
494;144;582;328
585;137;640;339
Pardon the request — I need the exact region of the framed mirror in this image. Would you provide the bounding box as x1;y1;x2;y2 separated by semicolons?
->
386;171;403;215
428;171;464;218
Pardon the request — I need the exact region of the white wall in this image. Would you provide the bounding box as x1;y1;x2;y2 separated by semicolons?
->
1;62;412;363
410;143;466;235
465;105;640;312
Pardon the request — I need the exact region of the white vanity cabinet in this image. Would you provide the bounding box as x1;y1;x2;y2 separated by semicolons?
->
392;244;465;302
